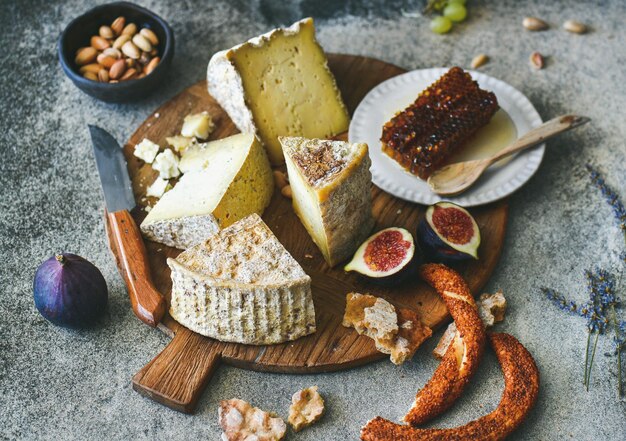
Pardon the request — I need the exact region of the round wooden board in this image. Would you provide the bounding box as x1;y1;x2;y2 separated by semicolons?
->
107;54;508;413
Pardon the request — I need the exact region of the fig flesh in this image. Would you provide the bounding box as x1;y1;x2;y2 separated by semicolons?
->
418;202;480;262
344;227;420;285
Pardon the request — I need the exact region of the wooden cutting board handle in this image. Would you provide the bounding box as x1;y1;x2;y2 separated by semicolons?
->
108;210;166;327
132;328;222;413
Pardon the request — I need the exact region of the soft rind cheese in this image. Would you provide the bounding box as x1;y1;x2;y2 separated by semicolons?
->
207;18;350;165
140;133;274;249
280;137;375;267
168;214;316;345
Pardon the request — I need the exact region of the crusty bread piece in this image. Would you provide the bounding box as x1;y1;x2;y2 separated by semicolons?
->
342;292;378;335
375;308;432;365
364;298;399;343
434;290;507;359
343;293;431;365
288;386;325;432
219;399;286;441
478;289;506;326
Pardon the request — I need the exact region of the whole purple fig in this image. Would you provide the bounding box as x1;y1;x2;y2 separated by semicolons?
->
33;253;108;327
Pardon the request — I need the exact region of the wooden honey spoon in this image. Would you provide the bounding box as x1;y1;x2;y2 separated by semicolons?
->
427;115;590;196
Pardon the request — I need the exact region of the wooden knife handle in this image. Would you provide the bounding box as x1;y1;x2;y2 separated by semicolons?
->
132;327;222;413
108;210;166;327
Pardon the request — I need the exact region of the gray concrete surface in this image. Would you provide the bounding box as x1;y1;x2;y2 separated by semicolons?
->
1;0;625;439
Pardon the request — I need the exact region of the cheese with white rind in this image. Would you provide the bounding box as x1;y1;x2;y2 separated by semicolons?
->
141;134;274;249
168;214;316;344
281;136;375;267
207;18;350;165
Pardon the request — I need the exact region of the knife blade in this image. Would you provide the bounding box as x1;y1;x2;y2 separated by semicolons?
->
89;125;166;327
89;125;135;213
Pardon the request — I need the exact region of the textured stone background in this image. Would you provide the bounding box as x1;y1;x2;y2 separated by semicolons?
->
1;0;625;439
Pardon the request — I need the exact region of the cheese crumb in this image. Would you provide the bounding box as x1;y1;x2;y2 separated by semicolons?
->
181;111;214;139
166;135;195;154
146;177;169;198
152;149;180;179
134;138;160;164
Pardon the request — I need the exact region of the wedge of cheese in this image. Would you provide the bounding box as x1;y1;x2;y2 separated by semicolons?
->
140;133;273;249
280;137;375;267
168;214;316;345
207;18;350;165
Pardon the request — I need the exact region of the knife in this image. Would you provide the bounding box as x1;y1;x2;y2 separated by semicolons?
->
89;125;166;327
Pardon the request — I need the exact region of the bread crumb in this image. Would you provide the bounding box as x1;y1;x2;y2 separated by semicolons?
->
288;386;324;432
219;399;286;441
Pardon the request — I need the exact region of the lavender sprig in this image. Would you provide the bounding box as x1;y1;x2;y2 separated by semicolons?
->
542;166;624;397
586;164;626;232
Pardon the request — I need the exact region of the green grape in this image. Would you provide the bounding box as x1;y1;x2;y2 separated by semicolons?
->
443;3;467;22
430;16;453;34
447;0;467;4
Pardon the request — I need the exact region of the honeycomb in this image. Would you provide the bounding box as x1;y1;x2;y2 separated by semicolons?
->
381;67;499;179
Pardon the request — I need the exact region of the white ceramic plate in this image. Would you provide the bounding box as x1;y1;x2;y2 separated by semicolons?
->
349;68;544;207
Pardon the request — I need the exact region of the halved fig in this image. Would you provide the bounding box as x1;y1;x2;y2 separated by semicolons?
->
417;202;480;262
345;228;421;285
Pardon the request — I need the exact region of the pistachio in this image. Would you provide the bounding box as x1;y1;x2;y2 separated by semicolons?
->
98;68;109;82
99;25;114;39
75;47;97;65
102;47;121;59
281;185;293;199
109;58;126;80
471;54;489;69
140;28;159;46
132;33;152;52
121;23;137;36
523;17;548;31
121;41;140;59
83;71;98;81
113;34;130;50
563;20;587;34
530;52;544;69
120;68;138;81
79;63;101;74
90;35;110;51
97;54;116;69
144;56;160;75
111;16;125;36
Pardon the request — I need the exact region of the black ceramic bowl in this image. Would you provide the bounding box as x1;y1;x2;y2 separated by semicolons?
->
58;1;174;103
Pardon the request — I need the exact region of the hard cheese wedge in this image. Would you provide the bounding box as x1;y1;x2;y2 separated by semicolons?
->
207;17;350;165
280;137;375;267
168;213;316;345
140;133;274;249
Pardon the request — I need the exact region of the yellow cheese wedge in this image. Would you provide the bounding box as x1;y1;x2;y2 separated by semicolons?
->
140;133;274;249
207;18;350;165
281;137;375;267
